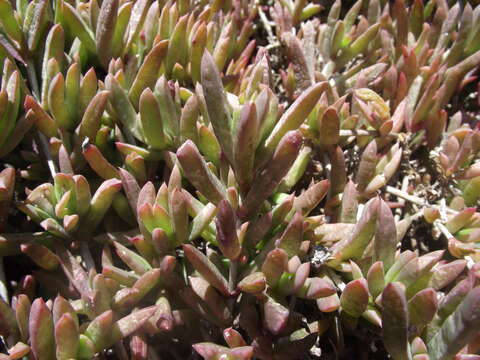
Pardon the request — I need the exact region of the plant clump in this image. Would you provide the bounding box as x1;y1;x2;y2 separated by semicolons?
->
0;0;480;359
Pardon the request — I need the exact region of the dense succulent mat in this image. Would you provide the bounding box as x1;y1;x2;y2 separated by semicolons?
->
0;0;480;359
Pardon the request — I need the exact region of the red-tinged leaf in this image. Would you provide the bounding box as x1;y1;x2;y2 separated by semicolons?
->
0;34;25;66
189;276;232;324
148;296;173;333
263;296;289;335
73;175;91;217
193;343;254;360
189;202;217;242
262;248;288;287
403;250;444;295
139;88;169;150
288;256;302;273
24;95;58;137
240;130;302;219
54;243;92;299
21;243;59;271
428;260;466;290
55;313;79;360
215;199;241;260
177;287;219;325
116;308;157;349
224;327;247;348
105;75;144;142
237;272;266;293
340;180;359;223
264;82;328;152
52;296;77;328
428;287;480;360
375;199;397;270
57;145;73;175
15;295;30;342
408;288;438;334
234;102;259;195
446;208;476;234
0;0;22;44
130;335;148;360
137;181;155;213
0;167;15;203
411;336;427;355
340;278;369;317
423;207;440;223
183;244;230;296
83;144;119;180
201;50;234;164
150;229;168;258
132;268;162;299
413;354;429;360
367;261;385;299
180;93;199;143
7;342;30;359
29;298;55;360
102;264;139;287
455;355;480;360
293;262;310;294
298;277;336;299
384;250;416;284
319;107;340;145
170;188;188;247
317;293;340;313
0;297;18;338
80;178;122;233
84;310;114;352
139;203;173;238
382;282;410;360
328;146;346;197
113;241;152;275
95;0;118;68
438;275;474;321
177;140;226;205
119;168;140;217
356;140;377;193
293;180;329;217
0;112;34;158
276;212;304;257
331;197;379;263
129;41;169;110
79;90;109;141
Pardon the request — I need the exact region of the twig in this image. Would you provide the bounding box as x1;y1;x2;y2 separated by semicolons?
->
394;176;410;222
265;42;281;50
386;185;425;207
386;186;457;214
386;186;460;242
257;1;277;44
434;221;455;240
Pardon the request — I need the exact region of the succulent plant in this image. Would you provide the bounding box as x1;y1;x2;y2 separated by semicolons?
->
0;0;479;359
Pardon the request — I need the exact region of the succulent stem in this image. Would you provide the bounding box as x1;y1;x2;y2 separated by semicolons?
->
228;260;238;295
0;258;7;302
